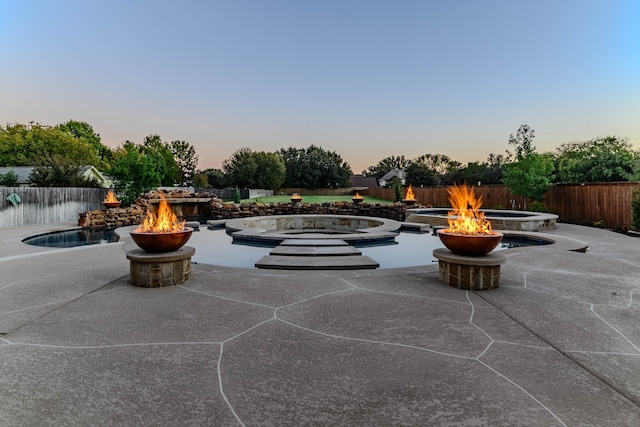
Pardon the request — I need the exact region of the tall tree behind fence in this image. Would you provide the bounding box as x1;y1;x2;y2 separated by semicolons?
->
0;187;109;228
364;182;639;229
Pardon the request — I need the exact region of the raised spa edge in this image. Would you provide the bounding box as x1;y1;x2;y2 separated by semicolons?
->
224;214;402;247
406;208;558;232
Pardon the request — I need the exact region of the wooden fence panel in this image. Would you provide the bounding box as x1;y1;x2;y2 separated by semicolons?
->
365;183;639;229
545;182;637;228
1;184;637;229
0;187;109;228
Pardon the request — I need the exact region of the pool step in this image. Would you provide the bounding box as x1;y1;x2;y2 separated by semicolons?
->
270;246;362;256
280;239;349;247
255;239;379;270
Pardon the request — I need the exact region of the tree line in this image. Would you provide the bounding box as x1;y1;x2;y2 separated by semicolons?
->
0;121;198;205
1;121;638;209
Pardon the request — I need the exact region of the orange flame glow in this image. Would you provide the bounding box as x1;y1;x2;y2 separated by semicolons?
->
135;194;186;233
104;190;119;203
446;183;492;235
404;184;416;201
353;192;363;199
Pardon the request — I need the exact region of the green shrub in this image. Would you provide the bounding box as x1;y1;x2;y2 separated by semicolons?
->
393;180;402;203
631;190;640;230
0;170;19;186
528;201;550;213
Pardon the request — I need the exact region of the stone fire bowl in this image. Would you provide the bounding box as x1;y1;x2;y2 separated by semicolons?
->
103;201;121;209
129;227;193;253
437;229;504;256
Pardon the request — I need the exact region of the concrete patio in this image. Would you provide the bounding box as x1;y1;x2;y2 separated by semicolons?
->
1;222;640;425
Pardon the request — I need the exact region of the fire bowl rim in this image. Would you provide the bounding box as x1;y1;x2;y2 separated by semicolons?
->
129;227;194;253
103;201;121;208
437;229;504;257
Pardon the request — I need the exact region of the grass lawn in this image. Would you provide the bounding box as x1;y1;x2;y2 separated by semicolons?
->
241;195;394;204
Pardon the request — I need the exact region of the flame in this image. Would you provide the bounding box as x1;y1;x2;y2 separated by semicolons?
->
353;192;363;199
404;184;416;201
445;183;493;235
135;193;186;233
104;190;119;203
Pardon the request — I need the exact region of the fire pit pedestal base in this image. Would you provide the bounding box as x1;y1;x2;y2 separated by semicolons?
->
432;248;506;290
126;246;195;288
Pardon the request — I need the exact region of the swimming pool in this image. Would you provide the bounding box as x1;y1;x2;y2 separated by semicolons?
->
22;228;119;248
23;224;573;269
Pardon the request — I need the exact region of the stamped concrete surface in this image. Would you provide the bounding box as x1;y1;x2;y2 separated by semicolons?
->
1;223;640;425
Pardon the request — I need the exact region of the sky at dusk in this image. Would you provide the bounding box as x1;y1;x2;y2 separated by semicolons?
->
1;0;639;174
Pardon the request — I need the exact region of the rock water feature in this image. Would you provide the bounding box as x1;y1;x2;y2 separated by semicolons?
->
433;183;506;290
126;194;195;287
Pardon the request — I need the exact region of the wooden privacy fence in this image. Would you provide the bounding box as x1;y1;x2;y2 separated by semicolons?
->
0;187;109;228
363;182;640;229
1;184;638;230
546;182;638;229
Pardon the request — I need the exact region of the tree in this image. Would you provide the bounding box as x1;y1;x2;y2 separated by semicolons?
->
0;123;101;167
448;161;491;185
56;120;113;167
556;136;638;183
508;124;536;160
170;140;199;186
143;135;179;186
363;155;409;178
503;152;555;210
109;141;164;205
252;151;286;190
192;171;210;188
448;154;508;185
484;153;509;184
223;147;257;188
405;162;438;187
223;149;286;190
405;153;458;186
279;145;352;189
28;154;102;187
502;125;555;209
200;168;226;188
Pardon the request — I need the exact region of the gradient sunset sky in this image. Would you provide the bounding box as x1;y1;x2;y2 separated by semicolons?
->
2;0;638;173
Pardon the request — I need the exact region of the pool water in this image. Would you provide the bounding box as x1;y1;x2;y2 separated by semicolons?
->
23;228;119;248
189;228;548;269
23;227;551;269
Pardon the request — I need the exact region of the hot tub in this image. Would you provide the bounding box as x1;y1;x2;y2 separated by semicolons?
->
405;208;558;232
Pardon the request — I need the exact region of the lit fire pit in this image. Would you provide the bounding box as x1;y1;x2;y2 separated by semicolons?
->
290;193;302;204
130;194;193;253
437;183;503;256
402;184;417;206
352;192;364;204
433;183;505;290
103;190;121;209
126;194;195;287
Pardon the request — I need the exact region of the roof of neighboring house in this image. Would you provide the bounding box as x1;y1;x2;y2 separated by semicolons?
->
378;168;406;182
0;166;34;183
349;175;378;189
0;165;112;187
